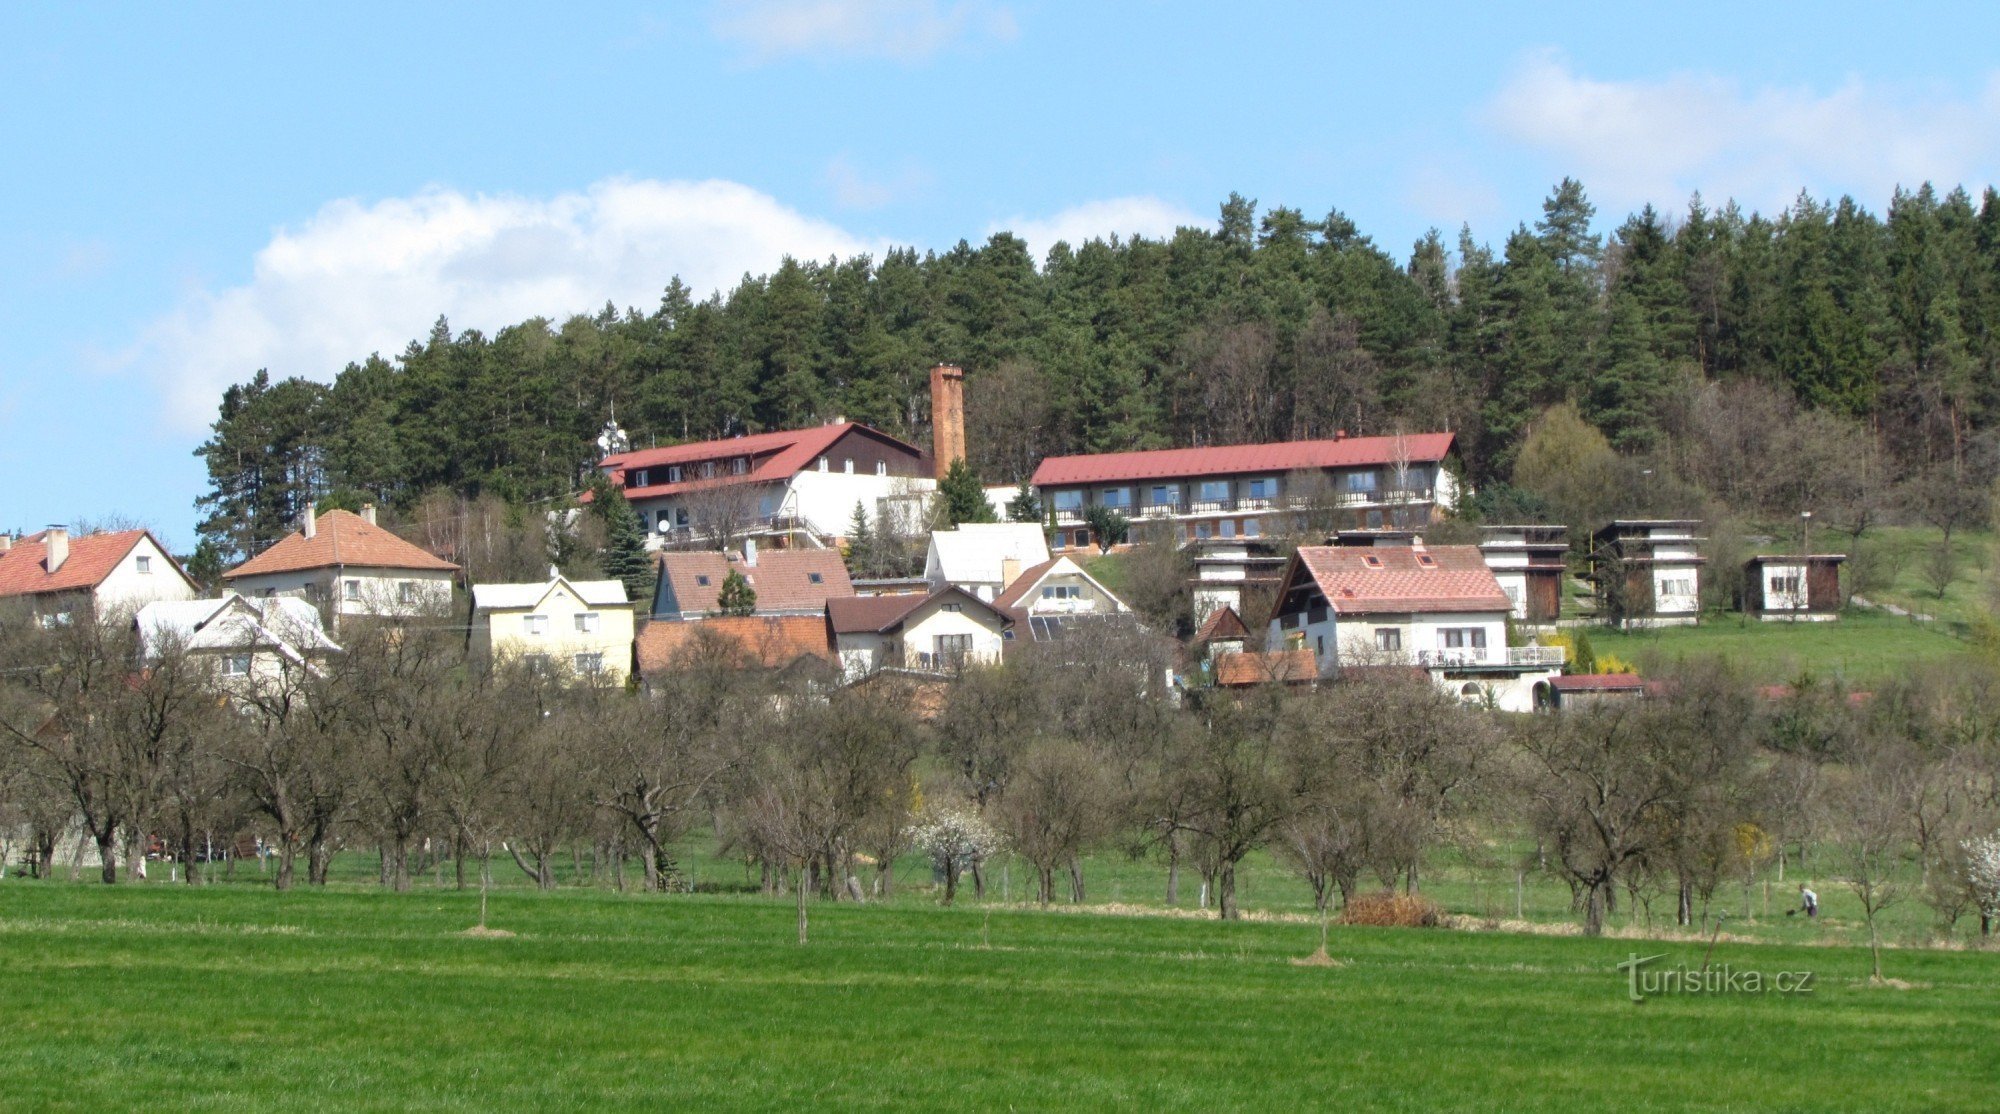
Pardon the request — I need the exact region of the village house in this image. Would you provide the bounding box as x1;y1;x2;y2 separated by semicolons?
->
1742;554;1846;621
135;595;340;690
1263;540;1564;712
923;522;1052;602
1590;520;1705;628
652;543;853;619
825;587;1014;681
634;614;833;690
470;575;636;684
0;526;197;624
1188;536;1286;626
593;364;970;549
1030;431;1461;552
1478;524;1570;624
222;506;457;626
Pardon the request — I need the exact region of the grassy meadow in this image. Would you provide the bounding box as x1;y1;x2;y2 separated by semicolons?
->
2;882;1997;1112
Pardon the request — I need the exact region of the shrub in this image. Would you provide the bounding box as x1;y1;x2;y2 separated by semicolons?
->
1338;891;1442;928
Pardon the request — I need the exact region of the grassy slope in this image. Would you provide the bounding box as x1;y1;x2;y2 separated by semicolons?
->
2;884;1995;1112
1587;609;1976;686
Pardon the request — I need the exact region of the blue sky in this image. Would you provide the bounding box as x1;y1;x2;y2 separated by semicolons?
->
5;0;1999;550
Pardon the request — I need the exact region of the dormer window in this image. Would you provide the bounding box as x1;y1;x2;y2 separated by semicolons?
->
818;457;829;472
808;573;823;584
731;457;748;475
875;461;887;476
1416;554;1436;568
843;459;854;474
1362;555;1383;568
667;465;684;483
700;461;716;479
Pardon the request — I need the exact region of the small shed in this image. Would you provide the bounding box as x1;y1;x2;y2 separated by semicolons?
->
1742;554;1845;621
1545;673;1646;711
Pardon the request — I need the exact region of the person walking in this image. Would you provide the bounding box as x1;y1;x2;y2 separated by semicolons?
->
1797;883;1818;919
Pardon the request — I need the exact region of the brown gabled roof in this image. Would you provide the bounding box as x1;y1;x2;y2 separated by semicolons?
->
0;529;163;599
1031;431;1455;487
656;550;852;616
990;558;1061;612
1292;544;1511;615
1193;606;1251;644
1214;649;1318;686
224;510;457;579
636;615;831;673
596;422;924;501
826;585;1010;635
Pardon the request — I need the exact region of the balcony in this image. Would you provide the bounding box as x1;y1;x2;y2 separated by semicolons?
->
1051;489;1438;526
1415;645;1567;670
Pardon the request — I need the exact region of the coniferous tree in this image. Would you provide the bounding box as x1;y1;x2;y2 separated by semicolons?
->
938;458;996;525
717;569;757;617
844;501;878;578
598;491;653;602
1005;478;1041;523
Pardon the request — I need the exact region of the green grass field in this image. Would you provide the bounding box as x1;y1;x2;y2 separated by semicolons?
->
2;883;1995;1111
1586;608;1977;686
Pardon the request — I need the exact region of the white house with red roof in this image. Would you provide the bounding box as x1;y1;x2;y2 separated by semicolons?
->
223;505;458;623
596;420;936;548
826;586;1015;680
1264;539;1564;712
1030;431;1461;551
0;527;197;623
652;545;854;620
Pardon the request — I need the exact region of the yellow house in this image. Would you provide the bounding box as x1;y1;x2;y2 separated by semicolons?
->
471;575;636;684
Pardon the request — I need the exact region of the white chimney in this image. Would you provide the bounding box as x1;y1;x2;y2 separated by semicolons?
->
45;526;68;573
361;503;377;526
743;537;759;567
0;533;11;555
302;505;317;539
1000;557;1022;589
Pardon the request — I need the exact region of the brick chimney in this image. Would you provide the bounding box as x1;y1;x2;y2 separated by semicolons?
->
302;504;317;539
1000;557;1022;590
361;503;377;526
45;526;68;573
929;363;966;481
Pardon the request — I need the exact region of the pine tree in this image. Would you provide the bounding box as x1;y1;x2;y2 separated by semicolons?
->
598;491;654;602
938;458;996;525
717;569;757;617
1005;478;1040;523
845;501;877;578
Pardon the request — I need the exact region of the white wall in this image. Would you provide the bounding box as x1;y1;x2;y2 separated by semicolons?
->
788;471;939;537
93;535;197;615
229;567;455;620
1651;566;1700;616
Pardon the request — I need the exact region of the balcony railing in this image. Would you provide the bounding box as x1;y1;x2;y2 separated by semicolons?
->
1050;489;1439;525
1414;645;1567;669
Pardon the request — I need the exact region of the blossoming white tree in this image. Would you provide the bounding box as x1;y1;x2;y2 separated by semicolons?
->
1962;831;2000;937
909;804;1002;906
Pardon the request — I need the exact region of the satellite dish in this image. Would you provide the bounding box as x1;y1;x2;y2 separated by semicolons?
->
596;419;630;456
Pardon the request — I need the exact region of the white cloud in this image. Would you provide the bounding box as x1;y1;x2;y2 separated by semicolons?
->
131;178;882;431
711;0;1016;62
988;196;1206;263
1484;51;2000;215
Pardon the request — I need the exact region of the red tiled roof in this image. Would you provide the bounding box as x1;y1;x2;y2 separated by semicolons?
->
1193;606;1251;644
1030;432;1455;487
657;550;853;615
0;529;151;598
826;586;1009;635
224;511;458;579
990;558;1061;612
1551;673;1646;692
595;423;924;502
636;615;831;673
1294;544;1511;615
1214;649;1318;686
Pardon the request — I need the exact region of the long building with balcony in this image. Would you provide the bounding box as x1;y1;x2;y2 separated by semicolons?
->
1028;432;1460;550
1262;538;1564;712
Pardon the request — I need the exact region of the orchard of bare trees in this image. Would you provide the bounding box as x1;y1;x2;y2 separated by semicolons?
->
4;603;1999;950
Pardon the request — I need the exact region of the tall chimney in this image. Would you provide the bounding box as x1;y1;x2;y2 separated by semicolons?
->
0;533;12;555
929;363;966;481
45;526;68;574
361;503;377;526
1000;557;1022;589
743;537;759;567
302;504;317;539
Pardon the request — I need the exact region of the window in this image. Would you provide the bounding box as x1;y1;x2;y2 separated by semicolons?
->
1503;585;1523;608
1362;554;1382;568
37;611;72;630
1346;471;1378;493
575;612;600;633
1100;487;1132;508
700;461;716;479
573;652;604;675
1247;478;1276;500
818;457;829;472
1069;530;1091;549
1440;627;1487;650
1375;628;1402;652
876;461;888;476
1219;519;1237;539
667;465;684;482
731;457;748;475
343;579;361;601
1661;578;1695;597
1198;480;1230;503
657;510;674;530
135;555;152;574
525;615;549;636
1194;522;1214;540
843;458;854;474
523;653;550;675
934;633;973;659
1243;518;1261;538
941;602;962;613
1415;554;1436;568
1771;575;1802;597
808;572;824;584
695;575;711;587
397;581;417;604
221;653;252;677
1316;636;1325;656
1150;485;1179;506
759;492;777;516
1052;490;1084;512
675;508;689;527
1041;585;1081;600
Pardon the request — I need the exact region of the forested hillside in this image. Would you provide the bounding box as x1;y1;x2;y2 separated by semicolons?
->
194;179;2000;563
